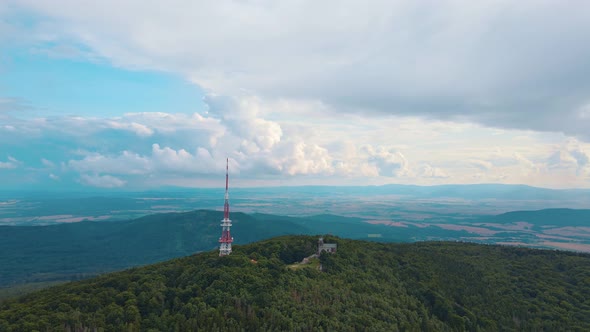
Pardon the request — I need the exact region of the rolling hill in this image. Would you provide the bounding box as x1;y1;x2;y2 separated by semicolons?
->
0;210;308;287
2;208;589;290
481;208;590;227
1;236;589;331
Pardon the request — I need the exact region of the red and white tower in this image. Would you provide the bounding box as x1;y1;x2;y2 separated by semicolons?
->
219;158;233;256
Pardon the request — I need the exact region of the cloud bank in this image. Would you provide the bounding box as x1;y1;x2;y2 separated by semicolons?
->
7;0;590;140
1;1;590;189
1;95;589;189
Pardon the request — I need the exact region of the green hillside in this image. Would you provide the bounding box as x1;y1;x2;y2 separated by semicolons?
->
1;236;589;331
483;208;590;227
2;208;590;290
0;210;309;287
0;209;468;288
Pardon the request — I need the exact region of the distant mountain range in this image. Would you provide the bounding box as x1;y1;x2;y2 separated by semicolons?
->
1;208;589;289
2;183;590;227
4;183;590;199
242;183;590;200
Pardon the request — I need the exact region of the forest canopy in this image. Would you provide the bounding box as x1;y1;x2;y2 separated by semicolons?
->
1;236;590;331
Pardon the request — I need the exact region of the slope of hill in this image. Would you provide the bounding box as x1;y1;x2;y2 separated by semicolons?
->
1;209;475;289
482;208;590;227
456;208;590;251
0;210;310;287
2;208;590;290
1;236;589;331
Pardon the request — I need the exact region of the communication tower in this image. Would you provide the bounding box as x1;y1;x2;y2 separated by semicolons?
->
219;158;233;256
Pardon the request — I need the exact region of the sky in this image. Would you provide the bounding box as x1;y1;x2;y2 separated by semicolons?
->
1;0;590;190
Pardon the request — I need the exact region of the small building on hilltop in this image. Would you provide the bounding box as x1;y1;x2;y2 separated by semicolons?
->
317;237;337;254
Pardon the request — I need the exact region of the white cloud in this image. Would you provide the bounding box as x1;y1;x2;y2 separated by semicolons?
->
106;120;153;137
569;148;589;168
8;0;590;139
276;141;334;176
0;156;21;169
547;150;578;170
469;160;493;171
1;91;590;188
68;151;151;175
205;95;282;151
121;112;221;133
79;174;126;188
545;141;590;178
41;158;55;167
362;146;409;177
151;144;221;174
2;0;590;189
419;164;449;179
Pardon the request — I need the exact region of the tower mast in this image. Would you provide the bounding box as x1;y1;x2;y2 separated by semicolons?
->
219;158;233;256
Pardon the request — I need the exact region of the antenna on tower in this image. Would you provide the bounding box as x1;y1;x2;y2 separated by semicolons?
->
219;158;233;256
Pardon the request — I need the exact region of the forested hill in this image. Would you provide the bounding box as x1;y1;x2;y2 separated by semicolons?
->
0;208;468;288
0;210;309;287
3;208;590;289
2;236;590;331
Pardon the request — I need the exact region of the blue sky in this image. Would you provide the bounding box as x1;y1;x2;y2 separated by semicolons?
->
1;43;209;189
1;46;206;117
1;1;590;190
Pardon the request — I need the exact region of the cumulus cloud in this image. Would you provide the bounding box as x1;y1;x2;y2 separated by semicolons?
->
469;160;494;171
547;150;578;170
546;141;590;176
151;144;222;174
1;107;589;188
1;84;590;188
66;145;225;179
570;149;589;168
64;138;336;185
205;95;282;152
276;141;333;176
7;0;590;139
362;146;409;177
540;146;590;187
419;164;449;179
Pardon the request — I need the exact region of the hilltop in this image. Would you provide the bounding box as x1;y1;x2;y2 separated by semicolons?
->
1;236;590;331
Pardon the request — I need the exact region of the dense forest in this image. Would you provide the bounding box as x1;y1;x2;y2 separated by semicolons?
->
3;209;589;289
1;236;590;331
0;209;474;288
0;210;309;287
